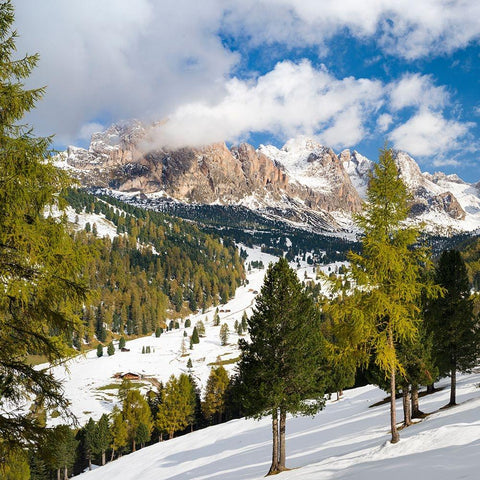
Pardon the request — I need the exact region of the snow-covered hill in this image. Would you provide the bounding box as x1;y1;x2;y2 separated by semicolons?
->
45;246;337;426
77;369;480;479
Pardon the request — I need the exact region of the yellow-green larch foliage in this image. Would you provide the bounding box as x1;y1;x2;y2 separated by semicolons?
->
121;389;152;452
156;374;195;439
201;366;229;423
0;0;89;449
326;146;439;443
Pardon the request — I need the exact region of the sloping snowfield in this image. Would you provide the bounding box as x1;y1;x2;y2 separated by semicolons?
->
78;371;480;479
47;244;480;479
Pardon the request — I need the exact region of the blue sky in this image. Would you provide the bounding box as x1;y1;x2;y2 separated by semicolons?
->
13;0;480;182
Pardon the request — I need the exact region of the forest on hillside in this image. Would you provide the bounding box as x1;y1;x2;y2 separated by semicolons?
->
64;189;246;347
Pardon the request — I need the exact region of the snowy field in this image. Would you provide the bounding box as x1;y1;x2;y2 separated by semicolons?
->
78;371;480;479
42;243;480;479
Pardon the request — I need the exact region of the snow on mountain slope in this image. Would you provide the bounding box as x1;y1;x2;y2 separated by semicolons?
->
259;137;335;192
78;370;480;479
46;247;335;426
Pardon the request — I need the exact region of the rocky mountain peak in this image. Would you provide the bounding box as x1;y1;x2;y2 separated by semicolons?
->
55;121;480;235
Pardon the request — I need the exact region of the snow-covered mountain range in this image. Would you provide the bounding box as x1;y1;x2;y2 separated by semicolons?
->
56;121;480;235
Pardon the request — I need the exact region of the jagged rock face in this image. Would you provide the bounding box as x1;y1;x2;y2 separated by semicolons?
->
56;122;480;233
393;151;467;220
60;126;363;214
258;137;363;213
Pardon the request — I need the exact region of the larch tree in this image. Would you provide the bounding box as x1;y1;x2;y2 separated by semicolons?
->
202;366;230;425
237;257;327;475
325;147;438;443
155;374;195;439
0;0;88;451
121;389;152;452
426;249;480;406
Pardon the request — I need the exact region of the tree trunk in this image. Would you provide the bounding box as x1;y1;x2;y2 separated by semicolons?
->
336;391;340;401
169;431;174;440
63;466;68;480
88;455;92;471
279;408;286;472
449;364;457;406
102;450;106;466
267;410;279;476
132;439;136;452
390;365;399;443
426;383;435;394
402;387;412;427
411;384;423;418
57;468;61;480
110;448;115;462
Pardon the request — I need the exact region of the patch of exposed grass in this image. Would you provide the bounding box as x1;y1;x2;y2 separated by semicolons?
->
208;356;240;366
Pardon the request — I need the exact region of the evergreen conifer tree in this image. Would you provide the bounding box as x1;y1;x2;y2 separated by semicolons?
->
213;308;220;326
107;342;115;356
95;414;111;466
220;323;229;346
426;249;480;406
122;389;152;452
119;336;126;349
96;344;103;357
196;319;206;336
109;407;128;461
191;326;200;344
237;257;326;475
0;1;88;449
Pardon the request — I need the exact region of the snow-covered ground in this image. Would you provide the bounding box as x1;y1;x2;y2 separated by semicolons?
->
45;247;287;425
78;370;480;479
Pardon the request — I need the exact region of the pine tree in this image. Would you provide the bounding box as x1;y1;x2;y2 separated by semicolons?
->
237;257;326;475
96;344;103;357
95;414;111;466
107;341;115;356
187;358;193;370
213;308;220;326
426;249;480;406
0;1;88;450
219;323;229;346
326;147;439;443
184;318;191;328
241;311;248;331
191;326;200;344
83;417;97;470
119;336;126;349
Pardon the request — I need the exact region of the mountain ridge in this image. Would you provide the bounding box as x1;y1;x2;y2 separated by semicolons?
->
55;121;480;236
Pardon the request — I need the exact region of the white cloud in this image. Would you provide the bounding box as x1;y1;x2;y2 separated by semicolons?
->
77;122;105;142
389;109;473;157
14;0;237;144
10;0;477;163
222;0;480;59
144;61;384;150
389;74;449;111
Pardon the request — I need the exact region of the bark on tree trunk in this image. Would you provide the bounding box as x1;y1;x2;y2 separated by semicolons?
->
426;383;435;394
267;410;279;476
110;448;115;462
411;384;423;418
169;431;174;440
449;365;457;406
88;456;92;471
63;466;68;480
57;468;61;480
390;365;399;443
279;408;286;472
402;387;412;427
132;440;136;452
102;450;106;466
